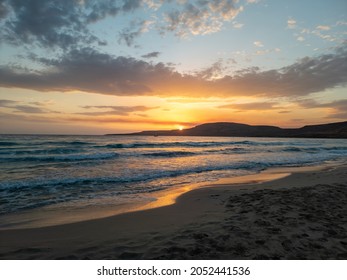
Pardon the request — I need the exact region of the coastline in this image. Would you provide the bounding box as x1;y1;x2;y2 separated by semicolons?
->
0;165;293;231
0;160;341;231
0;161;346;259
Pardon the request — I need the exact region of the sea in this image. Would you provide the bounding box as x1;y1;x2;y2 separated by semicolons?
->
1;135;346;227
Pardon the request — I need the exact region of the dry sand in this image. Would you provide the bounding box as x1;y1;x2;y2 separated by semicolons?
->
0;164;346;260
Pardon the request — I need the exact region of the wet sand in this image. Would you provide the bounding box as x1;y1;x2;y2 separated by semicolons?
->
0;164;346;259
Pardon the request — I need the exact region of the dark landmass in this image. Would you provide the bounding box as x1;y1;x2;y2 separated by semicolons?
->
107;121;347;138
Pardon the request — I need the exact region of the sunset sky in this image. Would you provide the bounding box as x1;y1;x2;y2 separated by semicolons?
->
0;0;346;134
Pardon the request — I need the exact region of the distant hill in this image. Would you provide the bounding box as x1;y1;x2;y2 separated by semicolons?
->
107;121;347;139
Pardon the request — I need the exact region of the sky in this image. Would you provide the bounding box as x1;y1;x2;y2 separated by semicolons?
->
0;0;346;134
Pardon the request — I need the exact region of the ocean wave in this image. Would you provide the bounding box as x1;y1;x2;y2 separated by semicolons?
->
0;141;18;146
0;161;262;192
324;146;347;151
0;152;118;163
2;135;347;216
0;147;84;155
142;151;196;157
221;147;248;153
101;143;128;149
282;146;347;153
95;140;289;149
1;151;345;214
40;140;92;146
0;140;93;147
2;153;335;196
283;147;303;152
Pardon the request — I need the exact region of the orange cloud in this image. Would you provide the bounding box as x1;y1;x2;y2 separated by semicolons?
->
1;46;346;99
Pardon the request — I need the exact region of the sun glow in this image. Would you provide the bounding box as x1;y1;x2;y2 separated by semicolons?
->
178;125;184;131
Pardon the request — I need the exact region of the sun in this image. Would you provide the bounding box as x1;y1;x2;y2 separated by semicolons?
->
178;125;184;131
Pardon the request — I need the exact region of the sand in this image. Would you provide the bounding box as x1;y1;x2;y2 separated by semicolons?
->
0;164;346;259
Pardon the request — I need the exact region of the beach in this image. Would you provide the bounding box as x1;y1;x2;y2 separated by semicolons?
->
0;163;346;260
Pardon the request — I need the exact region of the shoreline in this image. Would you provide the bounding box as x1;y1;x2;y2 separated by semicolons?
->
0;161;346;259
0;160;341;231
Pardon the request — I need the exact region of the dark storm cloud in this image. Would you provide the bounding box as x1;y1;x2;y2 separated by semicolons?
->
142;52;161;59
0;45;346;98
0;0;143;49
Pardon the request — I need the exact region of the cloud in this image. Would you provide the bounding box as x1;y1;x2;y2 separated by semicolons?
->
253;41;264;47
255;48;280;55
297;24;341;44
195;60;225;80
162;0;243;37
0;99;17;107
0;99;55;114
0;47;155;94
219;101;279;111
336;20;347;26
165;97;222;103
296;98;347;119
0;45;347;98
311;29;336;42
0;0;248;49
118;19;154;47
142;0;164;10
224;46;347;97
85;0;142;23
1;0;90;49
118;29;142;47
77;105;157;116
12;105;47;114
316;25;331;31
232;21;244;29
29;100;55;106
208;0;243;20
0;110;196;127
287;18;297;29
0;112;62;123
141;51;161;59
65;115;196;127
0;1;8;19
0;0;143;49
297;99;347;109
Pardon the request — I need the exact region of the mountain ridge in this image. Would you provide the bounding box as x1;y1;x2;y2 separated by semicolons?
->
107;121;347;139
